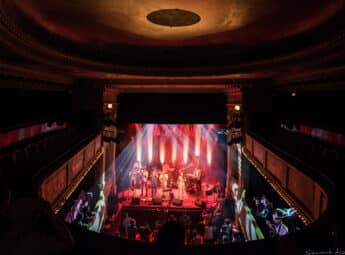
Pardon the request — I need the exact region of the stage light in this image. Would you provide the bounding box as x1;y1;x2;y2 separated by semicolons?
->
106;103;113;109
172;136;177;163
183;135;189;164
136;132;142;164
234;105;241;111
160;136;165;164
195;124;201;156
206;132;212;165
147;125;153;163
291;91;296;97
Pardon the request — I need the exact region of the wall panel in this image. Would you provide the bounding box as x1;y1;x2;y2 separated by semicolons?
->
245;134;252;153
42;165;67;203
244;134;329;223
267;152;286;186
253;141;265;166
287;166;315;214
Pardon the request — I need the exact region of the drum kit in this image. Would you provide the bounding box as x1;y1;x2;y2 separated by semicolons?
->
185;173;201;194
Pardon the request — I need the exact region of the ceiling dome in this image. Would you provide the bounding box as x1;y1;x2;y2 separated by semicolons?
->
12;0;343;45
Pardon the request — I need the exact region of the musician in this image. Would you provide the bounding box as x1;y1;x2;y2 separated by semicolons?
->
193;166;202;194
193;166;202;180
141;166;149;197
129;161;140;192
177;171;185;200
159;170;169;190
151;166;159;198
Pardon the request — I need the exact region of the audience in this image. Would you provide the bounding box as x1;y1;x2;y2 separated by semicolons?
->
155;220;185;251
220;218;233;244
266;210;289;238
1;192;75;255
251;194;293;238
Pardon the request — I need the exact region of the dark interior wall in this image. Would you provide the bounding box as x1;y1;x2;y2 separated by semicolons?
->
0;78;104;133
242;86;276;136
0;87;71;132
243;86;345;134
71;80;104;131
274;90;345;133
117;93;227;124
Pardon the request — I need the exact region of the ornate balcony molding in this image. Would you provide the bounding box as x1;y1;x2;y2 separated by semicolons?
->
242;147;313;225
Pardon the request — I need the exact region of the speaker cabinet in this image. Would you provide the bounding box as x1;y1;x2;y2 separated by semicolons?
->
205;189;214;196
131;197;140;205
194;199;206;207
172;199;183;206
152;198;162;205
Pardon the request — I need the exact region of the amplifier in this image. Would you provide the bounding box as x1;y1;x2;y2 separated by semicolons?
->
172;199;183;206
131;197;140;205
152;198;163;205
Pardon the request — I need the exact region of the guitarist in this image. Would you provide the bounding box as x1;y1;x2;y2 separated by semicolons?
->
141;166;149;197
193;165;203;195
151;166;159;198
177;171;186;200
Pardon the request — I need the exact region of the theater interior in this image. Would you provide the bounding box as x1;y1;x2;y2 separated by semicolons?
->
0;1;344;254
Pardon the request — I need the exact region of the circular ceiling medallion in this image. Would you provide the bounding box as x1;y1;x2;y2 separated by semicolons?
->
147;9;201;27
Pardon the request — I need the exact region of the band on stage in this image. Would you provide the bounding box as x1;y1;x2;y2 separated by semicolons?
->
128;161;204;201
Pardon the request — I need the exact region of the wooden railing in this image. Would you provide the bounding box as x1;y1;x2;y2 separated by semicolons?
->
243;133;329;225
39;134;103;214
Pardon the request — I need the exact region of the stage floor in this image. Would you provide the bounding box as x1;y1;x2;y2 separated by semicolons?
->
103;182;222;237
117;182;220;210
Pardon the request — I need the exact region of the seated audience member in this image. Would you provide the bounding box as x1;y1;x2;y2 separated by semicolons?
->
214;211;223;241
253;196;261;212
127;219;137;240
260;195;273;210
168;213;177;222
0;183;11;230
122;212;135;238
224;195;236;222
267;210;289;238
138;223;151;242
256;203;270;219
190;228;203;245
80;202;92;221
276;208;298;232
179;213;191;229
204;221;214;244
2;196;75;255
89;191;105;232
76;213;89;228
220;218;233;244
155;221;185;251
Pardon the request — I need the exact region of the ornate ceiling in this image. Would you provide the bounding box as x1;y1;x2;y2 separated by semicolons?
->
0;0;345;91
11;0;342;44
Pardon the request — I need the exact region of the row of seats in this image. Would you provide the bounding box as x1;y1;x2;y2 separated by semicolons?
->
253;128;343;181
0;126;95;196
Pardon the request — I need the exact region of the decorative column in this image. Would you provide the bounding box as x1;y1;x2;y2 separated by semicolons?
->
102;88;119;197
224;87;243;197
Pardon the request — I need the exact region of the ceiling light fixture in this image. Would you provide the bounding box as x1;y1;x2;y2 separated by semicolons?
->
147;9;201;27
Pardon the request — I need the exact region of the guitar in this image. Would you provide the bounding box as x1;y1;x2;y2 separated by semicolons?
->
142;170;149;183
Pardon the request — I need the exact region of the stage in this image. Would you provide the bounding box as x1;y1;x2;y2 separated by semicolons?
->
104;182;222;236
117;181;220;210
104;123;228;238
